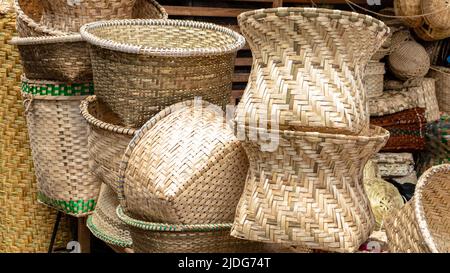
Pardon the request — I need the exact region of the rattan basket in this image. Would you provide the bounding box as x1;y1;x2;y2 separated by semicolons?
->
21;76;100;217
235;8;390;135
388;40;430;80
80;19;244;128
87;183;132;248
385;164;450;253
428;66;450;113
422;0;450;30
393;0;423;28
364;62;385;98
230;124;389;252
80;96;137;194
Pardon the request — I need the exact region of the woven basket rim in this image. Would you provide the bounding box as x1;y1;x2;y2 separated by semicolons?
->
80;96;137;136
10;34;84;45
80;19;246;57
116;205;232;232
87;215;133;248
414;164;450;253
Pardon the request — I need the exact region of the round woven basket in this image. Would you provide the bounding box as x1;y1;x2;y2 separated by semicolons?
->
236;8;390;135
21;76;100;217
414;24;450;42
413;78;440;122
393;0;423;28
87;183;132;248
422;0;450;30
118;99;249;225
231;124;390;252
428;66;450;113
364;62;385;98
80;19;245;128
80;96;137;194
385;164;450;253
388;41;430;80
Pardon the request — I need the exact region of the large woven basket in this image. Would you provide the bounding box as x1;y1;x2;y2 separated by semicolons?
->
80;96;137;194
235;8;390;135
422;0;450;30
388;40;430;80
414;21;450;41
428;66;450;113
118;100;249;224
364;62;385;98
21;76;100;217
230;124;390;252
385;164;450;253
80;19;245;128
0;2;71;252
87;183;132;248
393;0;423;28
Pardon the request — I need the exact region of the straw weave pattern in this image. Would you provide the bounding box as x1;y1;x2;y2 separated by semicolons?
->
429;66;450;113
364;62;385;98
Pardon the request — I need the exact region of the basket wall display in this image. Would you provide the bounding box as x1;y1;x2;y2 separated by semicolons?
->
388;40;430;80
80;19;244;128
428;66;450;113
21;76;100;217
364;62;385;98
230;124;390;252
372;153;415;178
235;8;390;135
385;164;450;253
393;0;423;28
371;108;427;152
421;0;450;30
87;183;132;248
80;96;137;194
0;2;71;252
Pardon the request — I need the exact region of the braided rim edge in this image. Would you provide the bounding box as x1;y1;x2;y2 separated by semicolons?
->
87;216;133;248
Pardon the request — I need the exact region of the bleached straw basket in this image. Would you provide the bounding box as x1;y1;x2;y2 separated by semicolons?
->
385;164;450;253
428;66;450;113
364;62;385;98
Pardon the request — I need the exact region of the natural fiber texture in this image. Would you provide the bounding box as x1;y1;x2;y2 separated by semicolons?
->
393;0;423;28
385;164;450;253
372;153;415;177
428;66;450;113
388;40;430;80
236;7;390;135
364;62;385;98
118;100;248;224
412;78;440;122
87;183;132;248
369;90;420;117
422;0;450;29
81;19;244;128
231;124;389;252
414;21;450;41
364;159;380;179
363;177;404;229
22;77;100;216
0;5;70;252
80;96;136;194
371;108;426;152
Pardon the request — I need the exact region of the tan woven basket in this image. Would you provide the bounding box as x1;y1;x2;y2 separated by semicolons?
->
21;76;100;217
236;8;390;135
80;19;244;128
87;183;132;248
422;0;450;30
414;21;450;41
231;124;390;252
364;62;385;98
412;77;440;121
393;0;423;28
80;96;137;194
388;40;430;80
118;100;249;224
373;153;415;177
428;66;450;113
385;164;450;253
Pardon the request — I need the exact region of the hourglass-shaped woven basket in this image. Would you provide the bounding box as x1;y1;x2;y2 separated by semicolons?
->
236;7;390;135
385;164;450;253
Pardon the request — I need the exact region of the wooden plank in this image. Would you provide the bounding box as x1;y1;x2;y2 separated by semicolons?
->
164;6;253;17
78;217;91;253
235;57;253;66
233;73;250;82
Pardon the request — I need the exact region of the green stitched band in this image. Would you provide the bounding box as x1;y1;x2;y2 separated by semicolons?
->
87;216;132;248
38;192;96;215
21;81;94;96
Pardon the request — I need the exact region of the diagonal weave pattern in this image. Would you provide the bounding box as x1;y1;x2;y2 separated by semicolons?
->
236;7;390;135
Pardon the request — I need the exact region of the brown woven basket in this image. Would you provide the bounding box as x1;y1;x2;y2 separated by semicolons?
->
80;19;244;128
236;8;390;135
388;40;430;80
80;96;137;194
393;0;423;28
230;124;390;252
364;62;385;98
422;0;450;30
428;66;450;113
414;19;450;41
117;100;249;224
21;76;100;217
385;164;450;253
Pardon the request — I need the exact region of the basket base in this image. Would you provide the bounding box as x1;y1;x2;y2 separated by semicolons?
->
37;192;96;217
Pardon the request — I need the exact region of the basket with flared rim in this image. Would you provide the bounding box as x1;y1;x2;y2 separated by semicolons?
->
236;7;390;135
385;164;450;253
80;19;245;128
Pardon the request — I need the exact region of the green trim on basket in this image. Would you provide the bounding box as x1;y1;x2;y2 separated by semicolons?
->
38;192;96;215
21;81;94;96
86;216;132;248
116;205;232;232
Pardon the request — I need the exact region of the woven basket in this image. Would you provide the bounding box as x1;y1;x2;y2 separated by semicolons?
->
364;62;385;98
388;41;430;80
393;0;423;28
21;76;100;217
236;8;390;135
364;160;380;179
0;3;71;252
414;21;450;41
373;153;415;177
231;124;390;252
385;164;450;253
422;0;450;30
80;96;137;194
428;66;450;113
412;78;440;122
369;90;420;117
80;20;244;128
87;183;132;248
118;100;249;225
